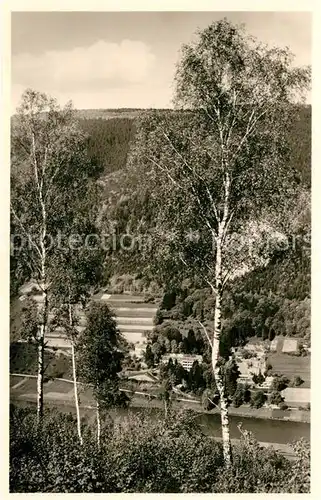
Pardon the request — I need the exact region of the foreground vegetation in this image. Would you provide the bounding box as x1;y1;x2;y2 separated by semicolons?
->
10;404;309;493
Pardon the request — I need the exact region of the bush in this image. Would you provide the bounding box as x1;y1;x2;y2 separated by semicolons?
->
243;385;251;404
269;391;284;406
252;372;265;385
279;402;289;411
289;376;304;387
10;405;310;493
272;375;289;392
250;390;267;409
232;387;244;407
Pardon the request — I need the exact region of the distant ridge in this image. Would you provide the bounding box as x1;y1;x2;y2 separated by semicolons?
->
74;108;171;121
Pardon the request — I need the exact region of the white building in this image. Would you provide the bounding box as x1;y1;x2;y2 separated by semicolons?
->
282;338;299;354
281;387;310;407
161;353;203;371
235;356;267;386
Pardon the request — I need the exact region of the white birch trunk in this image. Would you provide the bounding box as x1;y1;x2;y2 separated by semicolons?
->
212;234;232;467
36;259;48;421
71;341;83;445
164;398;168;419
36;321;45;421
68;300;83;445
96;400;101;448
32;130;47;423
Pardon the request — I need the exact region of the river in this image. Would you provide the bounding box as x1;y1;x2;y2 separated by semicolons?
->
12;396;310;446
111;405;310;445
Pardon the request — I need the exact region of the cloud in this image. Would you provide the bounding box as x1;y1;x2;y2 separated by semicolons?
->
12;39;156;94
11;81;173;115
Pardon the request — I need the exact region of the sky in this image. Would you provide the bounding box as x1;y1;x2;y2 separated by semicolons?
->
11;11;312;111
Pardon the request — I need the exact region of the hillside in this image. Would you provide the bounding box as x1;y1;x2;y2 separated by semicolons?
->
10;105;311;346
77;105;311;186
75;106;311;357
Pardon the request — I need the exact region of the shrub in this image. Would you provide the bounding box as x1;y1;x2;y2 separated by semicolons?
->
10;405;310;493
289;376;304;387
252;372;265;385
250;390;267;408
232;387;244;407
272;375;289;392
269;391;284;406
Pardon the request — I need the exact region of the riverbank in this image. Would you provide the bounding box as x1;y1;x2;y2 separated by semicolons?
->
10;372;310;461
130;394;310;423
10;372;310;424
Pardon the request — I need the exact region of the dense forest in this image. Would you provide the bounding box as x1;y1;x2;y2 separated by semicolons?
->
76;106;311;349
78;105;311;184
10;105;311;368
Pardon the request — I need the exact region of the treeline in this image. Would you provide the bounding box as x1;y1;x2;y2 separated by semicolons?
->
10;405;310;493
77;105;311;185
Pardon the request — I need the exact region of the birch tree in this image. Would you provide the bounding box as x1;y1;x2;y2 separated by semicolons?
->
49;176;104;444
10;89;98;421
51;247;104;444
77;302;128;447
126;20;310;466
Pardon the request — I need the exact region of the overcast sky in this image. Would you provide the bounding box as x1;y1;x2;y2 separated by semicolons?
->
11;11;311;111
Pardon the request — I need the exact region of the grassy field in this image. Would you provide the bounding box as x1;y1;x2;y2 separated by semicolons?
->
10;343;72;379
267;352;310;387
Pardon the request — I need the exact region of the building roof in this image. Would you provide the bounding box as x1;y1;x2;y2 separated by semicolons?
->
282;338;299;353
128;372;158;383
281;387;310;404
162;354;202;361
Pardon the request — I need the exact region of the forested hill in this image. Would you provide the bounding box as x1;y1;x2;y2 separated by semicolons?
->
78;105;311;186
10;106;310;341
77;105;310;343
11;105;311;184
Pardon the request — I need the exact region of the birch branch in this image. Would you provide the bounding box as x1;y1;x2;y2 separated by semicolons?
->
207;396;220;409
10;205;42;259
198;320;213;348
146;156;183;189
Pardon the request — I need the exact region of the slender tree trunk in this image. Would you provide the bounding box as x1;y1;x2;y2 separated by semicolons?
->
37;283;48;422
68;299;83;445
212;234;232;467
164;398;168;419
37;322;45;421
96;400;101;448
71;340;83;445
33;131;48;423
